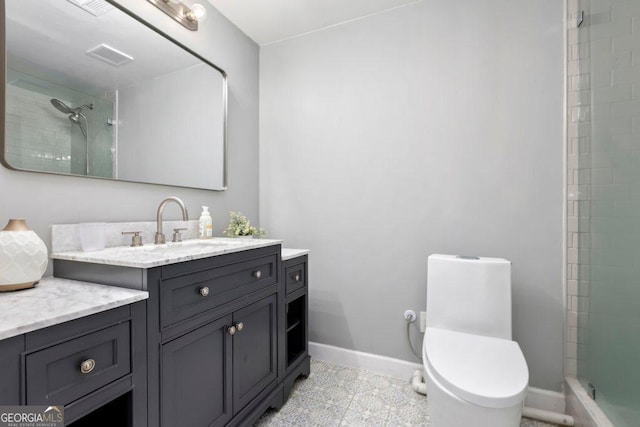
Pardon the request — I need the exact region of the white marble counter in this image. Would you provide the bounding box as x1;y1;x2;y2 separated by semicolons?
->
52;238;283;269
282;248;310;261
0;277;148;340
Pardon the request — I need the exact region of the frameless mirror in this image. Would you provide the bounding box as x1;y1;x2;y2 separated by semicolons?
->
1;0;227;190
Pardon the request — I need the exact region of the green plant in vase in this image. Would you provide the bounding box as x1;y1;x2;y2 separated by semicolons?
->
224;211;267;238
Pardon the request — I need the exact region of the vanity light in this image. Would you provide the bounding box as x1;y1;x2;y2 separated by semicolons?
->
147;0;208;31
188;4;208;23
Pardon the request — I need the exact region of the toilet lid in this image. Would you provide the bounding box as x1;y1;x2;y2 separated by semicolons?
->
424;327;529;408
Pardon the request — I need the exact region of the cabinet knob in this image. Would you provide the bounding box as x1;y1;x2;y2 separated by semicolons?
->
236;322;244;332
252;270;262;279
80;358;96;374
227;325;237;336
200;287;210;297
292;273;300;282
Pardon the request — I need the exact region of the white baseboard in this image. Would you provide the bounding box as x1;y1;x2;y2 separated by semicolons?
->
525;386;566;414
309;341;565;414
308;341;422;381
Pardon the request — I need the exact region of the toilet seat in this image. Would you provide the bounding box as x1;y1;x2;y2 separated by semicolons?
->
423;327;529;409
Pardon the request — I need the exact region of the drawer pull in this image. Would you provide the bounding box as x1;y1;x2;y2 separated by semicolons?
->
236;322;244;332
80;359;96;374
199;287;210;297
292;273;300;282
252;270;262;279
227;325;237;336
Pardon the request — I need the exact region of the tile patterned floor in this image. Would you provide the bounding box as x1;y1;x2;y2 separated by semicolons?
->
255;360;559;427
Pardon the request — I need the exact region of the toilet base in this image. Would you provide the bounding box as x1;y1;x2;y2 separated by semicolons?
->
424;362;524;427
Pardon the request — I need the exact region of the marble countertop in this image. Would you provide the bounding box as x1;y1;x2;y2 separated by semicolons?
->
52;238;283;269
282;248;310;261
0;277;148;340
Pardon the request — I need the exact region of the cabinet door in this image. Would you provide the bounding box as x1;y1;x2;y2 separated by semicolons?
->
232;294;277;412
161;315;232;427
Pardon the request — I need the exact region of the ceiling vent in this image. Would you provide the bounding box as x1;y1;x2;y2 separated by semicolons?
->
66;0;114;17
86;44;134;67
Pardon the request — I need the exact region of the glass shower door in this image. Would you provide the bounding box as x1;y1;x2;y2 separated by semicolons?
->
574;1;640;425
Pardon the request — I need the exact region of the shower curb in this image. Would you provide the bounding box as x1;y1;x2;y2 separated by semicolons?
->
565;377;614;427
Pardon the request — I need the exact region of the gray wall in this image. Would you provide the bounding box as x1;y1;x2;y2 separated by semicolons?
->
0;0;260;274
259;0;565;390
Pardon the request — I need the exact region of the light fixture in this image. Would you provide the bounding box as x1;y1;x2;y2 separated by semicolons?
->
147;0;208;31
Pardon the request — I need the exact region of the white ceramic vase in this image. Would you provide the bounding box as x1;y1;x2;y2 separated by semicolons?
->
0;219;48;291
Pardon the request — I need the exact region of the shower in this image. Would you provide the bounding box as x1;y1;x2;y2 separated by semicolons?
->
50;98;93;138
50;98;93;175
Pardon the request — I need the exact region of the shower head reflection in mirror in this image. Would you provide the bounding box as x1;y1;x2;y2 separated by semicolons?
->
50;99;93;138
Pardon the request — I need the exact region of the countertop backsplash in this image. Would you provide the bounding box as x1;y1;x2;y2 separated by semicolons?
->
51;220;199;253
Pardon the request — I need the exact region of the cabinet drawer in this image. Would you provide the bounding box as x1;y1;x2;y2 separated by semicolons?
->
161;254;278;328
25;322;131;406
285;260;306;295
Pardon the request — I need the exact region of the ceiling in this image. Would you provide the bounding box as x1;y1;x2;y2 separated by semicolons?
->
206;0;421;45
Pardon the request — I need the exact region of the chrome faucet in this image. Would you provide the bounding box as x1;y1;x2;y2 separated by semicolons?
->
155;197;189;244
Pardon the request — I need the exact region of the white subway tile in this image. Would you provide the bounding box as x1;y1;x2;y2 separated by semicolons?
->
591;168;614;184
570;74;591;91
589;19;632;41
611;66;639;85
610;99;640;116
592;52;632;73
565;358;577;377
611;2;640;22
568;248;579;264
592;71;613;88
568;280;579;298
568;90;592;106
590;183;630;200
591;37;613;58
592;82;633;104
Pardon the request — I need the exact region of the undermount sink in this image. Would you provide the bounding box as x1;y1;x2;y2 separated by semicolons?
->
143;239;244;251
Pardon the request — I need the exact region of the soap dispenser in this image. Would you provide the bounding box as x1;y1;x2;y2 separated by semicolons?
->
199;206;213;239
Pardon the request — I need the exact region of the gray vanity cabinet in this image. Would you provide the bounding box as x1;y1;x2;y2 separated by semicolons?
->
281;255;311;402
154;247;280;427
0;303;147;426
55;244;284;427
161;314;233;427
232;294;278;412
160;294;278;427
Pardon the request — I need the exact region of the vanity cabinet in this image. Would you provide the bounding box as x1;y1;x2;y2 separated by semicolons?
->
281;254;311;402
160;294;277;427
55;244;285;427
0;303;147;426
161;314;232;427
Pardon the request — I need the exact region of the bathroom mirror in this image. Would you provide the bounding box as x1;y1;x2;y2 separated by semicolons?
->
0;0;227;190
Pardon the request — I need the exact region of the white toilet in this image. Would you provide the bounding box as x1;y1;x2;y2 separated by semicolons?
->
422;254;529;427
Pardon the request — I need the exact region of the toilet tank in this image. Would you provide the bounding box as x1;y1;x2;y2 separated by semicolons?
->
426;254;512;340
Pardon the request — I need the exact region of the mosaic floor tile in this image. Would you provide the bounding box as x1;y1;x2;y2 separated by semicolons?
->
255;360;560;427
340;409;387;426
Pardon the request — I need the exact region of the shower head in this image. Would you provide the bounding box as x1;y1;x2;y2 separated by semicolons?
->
51;98;73;114
51;99;92;138
51;99;94;115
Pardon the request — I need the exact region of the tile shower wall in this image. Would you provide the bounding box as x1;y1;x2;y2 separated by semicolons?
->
566;0;589;380
5;85;73;174
5;71;115;178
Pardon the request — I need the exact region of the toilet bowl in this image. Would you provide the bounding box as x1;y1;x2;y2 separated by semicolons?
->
422;254;529;426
